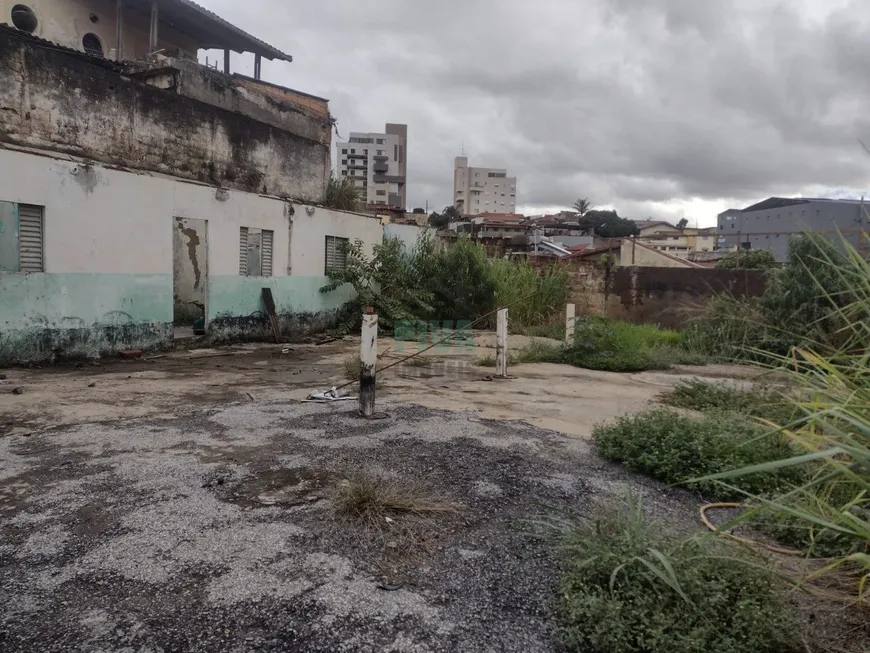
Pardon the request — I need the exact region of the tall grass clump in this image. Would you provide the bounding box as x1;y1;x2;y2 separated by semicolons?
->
700;235;870;596
490;259;569;332
324;172;364;211
560;317;704;372
554;494;800;653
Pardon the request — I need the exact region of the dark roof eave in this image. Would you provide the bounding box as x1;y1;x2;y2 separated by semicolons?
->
154;0;292;61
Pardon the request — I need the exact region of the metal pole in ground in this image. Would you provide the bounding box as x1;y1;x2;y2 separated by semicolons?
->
496;308;508;378
565;304;576;344
360;309;378;417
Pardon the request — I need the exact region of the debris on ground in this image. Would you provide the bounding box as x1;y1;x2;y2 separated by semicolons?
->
306;387;356;403
119;349;144;359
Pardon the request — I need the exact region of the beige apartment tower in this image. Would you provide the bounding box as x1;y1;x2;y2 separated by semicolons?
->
453;156;517;217
336;123;407;209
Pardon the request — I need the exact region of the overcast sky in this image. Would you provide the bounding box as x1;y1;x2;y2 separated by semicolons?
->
202;0;870;225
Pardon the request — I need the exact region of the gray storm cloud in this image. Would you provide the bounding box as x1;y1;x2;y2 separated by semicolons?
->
202;0;870;220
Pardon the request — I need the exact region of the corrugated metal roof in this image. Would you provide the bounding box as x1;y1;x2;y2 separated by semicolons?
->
129;0;292;61
741;197;808;212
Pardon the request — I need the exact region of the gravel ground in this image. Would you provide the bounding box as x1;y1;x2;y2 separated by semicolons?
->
0;400;699;652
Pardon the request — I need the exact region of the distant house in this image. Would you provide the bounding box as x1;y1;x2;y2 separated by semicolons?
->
633;222;717;260
568;239;701;268
636;220;678;237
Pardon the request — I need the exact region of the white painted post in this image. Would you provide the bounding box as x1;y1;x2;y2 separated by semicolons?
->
496;308;508;378
360;310;378;417
565;303;576;345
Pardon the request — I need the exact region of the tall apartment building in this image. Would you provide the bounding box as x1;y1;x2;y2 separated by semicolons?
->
453;157;517;217
336;124;407;209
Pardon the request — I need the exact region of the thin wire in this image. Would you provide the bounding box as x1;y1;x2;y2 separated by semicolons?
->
331;287;545;392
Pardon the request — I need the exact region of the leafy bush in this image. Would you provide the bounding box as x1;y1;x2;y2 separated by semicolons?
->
759;235;852;350
556;496;799;653
716;250;778;270
689;234;857;359
660;379;797;424
321;237;435;334
593;409;804;497
321;234;569;336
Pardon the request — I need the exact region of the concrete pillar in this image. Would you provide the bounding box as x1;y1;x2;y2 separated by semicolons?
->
360;311;378;417
496;308;508;378
115;0;124;61
148;0;158;53
254;54;262;79
565;304;576;344
224;49;231;75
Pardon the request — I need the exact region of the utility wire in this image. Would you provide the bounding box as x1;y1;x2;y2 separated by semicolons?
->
330;286;546;392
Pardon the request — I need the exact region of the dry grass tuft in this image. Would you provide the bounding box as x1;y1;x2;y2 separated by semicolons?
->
403;355;432;368
343;354;361;381
334;472;462;527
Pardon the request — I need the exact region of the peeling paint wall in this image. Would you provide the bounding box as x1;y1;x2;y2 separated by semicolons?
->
172;217;207;325
0;29;330;201
207;205;383;341
0;147;383;363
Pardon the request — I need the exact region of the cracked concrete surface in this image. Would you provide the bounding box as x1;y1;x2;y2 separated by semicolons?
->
0;397;702;652
0;339;759;651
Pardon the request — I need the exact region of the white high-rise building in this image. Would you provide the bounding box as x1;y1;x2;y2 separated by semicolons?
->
453;156;517;217
336;123;407;209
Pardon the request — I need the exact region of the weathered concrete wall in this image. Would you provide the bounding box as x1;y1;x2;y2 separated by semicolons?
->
126;58;332;149
172;217;207;325
606;267;768;328
530;257;767;328
0;28;329;200
619;240;696;268
0;147;382;362
384;223;431;252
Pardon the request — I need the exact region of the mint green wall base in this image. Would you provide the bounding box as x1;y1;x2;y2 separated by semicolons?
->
0;273;173;364
207;275;355;322
0;273;355;363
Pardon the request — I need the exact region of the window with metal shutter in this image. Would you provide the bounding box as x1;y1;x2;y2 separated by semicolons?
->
325;236;349;274
17;204;44;272
261;230;274;277
239;227;249;275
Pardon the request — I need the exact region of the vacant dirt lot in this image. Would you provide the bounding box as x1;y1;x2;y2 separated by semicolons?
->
0;333;755;439
0;336;765;651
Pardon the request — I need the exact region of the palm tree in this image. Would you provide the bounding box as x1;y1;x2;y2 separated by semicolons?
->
573;197;591;216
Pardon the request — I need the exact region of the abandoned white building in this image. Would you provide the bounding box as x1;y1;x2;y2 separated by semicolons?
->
0;1;382;364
